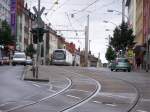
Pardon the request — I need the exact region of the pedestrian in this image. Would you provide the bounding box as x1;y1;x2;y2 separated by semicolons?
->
135;56;141;70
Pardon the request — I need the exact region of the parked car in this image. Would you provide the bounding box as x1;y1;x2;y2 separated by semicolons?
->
2;57;10;65
0;51;2;65
0;57;2;65
12;52;26;66
26;57;33;65
108;61;116;71
109;58;131;72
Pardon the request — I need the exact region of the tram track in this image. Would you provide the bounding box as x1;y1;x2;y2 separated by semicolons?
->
0;66;141;112
0;66;101;112
1;76;72;112
60;67;141;112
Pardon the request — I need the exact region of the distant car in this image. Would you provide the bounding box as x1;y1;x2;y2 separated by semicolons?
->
12;52;26;66
2;57;10;65
26;57;33;65
111;58;131;72
0;51;2;65
0;57;2;65
109;58;131;72
108;61;116;71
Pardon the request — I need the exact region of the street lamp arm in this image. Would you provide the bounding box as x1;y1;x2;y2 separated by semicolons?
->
103;20;117;27
107;9;129;21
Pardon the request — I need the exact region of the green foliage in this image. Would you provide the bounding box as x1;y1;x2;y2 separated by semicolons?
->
25;44;36;58
105;46;116;62
110;22;135;52
0;20;13;45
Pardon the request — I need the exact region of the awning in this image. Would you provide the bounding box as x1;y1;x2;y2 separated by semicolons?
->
133;45;146;54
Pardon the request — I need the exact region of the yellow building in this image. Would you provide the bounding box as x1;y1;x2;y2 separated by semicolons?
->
136;0;144;45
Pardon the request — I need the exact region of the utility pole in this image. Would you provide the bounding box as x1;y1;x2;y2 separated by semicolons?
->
34;0;41;78
122;0;125;23
85;15;89;67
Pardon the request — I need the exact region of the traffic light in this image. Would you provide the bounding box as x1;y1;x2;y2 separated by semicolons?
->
39;28;44;42
31;28;48;44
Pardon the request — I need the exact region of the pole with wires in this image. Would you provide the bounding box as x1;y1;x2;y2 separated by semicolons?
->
85;14;89;67
122;0;125;23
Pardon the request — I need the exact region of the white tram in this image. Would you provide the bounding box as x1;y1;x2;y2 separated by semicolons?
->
52;49;73;65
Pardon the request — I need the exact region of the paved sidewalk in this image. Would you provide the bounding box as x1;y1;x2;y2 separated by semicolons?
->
24;65;50;81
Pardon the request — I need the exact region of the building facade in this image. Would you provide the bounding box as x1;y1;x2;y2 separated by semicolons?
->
143;0;150;70
136;0;144;45
0;0;10;23
22;5;35;51
126;0;150;70
126;0;136;35
10;0;24;50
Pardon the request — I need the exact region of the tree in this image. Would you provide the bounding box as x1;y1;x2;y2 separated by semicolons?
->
110;22;135;53
25;44;36;58
0;20;14;45
105;46;116;62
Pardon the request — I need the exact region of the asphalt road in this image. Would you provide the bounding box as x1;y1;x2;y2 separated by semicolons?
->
0;66;147;112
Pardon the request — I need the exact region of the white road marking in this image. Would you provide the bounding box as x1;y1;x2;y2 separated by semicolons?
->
0;101;16;107
105;104;117;107
98;92;134;99
70;89;89;93
136;110;148;112
141;99;150;102
92;101;102;104
32;84;41;88
66;95;81;99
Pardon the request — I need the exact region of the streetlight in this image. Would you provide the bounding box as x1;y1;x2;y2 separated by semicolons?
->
107;9;128;22
103;20;117;27
105;29;113;31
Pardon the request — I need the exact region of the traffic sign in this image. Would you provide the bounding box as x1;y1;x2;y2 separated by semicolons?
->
33;6;45;28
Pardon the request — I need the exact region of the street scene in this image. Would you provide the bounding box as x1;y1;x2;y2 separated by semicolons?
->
0;0;150;112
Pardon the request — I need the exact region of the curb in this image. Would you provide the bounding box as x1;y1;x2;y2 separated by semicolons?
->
24;78;49;82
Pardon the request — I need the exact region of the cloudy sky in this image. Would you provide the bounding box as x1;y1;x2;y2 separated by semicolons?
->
26;0;123;63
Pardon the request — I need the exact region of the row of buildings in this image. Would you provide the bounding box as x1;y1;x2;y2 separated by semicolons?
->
0;0;102;67
126;0;150;70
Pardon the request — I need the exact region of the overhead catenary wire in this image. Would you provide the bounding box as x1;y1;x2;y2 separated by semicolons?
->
72;0;101;15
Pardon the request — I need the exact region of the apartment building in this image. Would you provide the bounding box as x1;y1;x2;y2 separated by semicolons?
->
0;0;10;23
126;0;136;35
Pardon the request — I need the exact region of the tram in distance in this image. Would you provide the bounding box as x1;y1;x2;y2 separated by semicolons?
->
51;49;80;66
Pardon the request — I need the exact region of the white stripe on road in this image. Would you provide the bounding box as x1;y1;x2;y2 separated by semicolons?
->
98;92;134;99
141;99;150;102
69;89;89;93
105;104;117;107
136;110;148;112
66;95;81;99
92;101;102;104
32;84;41;88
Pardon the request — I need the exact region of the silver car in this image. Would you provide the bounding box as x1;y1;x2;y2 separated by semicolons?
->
12;52;26;66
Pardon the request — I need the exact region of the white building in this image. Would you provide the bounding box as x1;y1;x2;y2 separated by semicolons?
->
0;0;10;23
42;25;58;65
126;0;136;35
